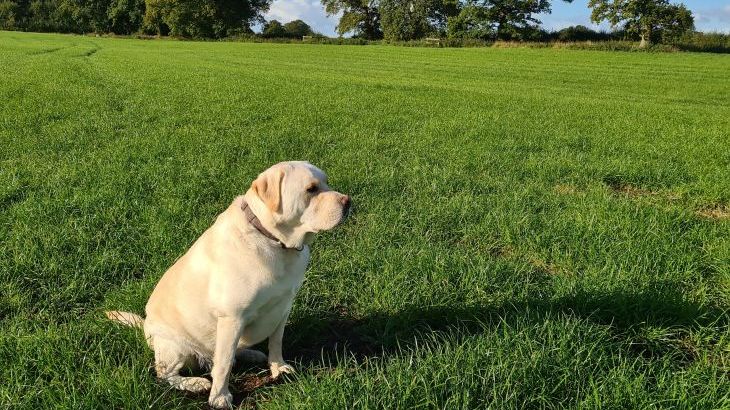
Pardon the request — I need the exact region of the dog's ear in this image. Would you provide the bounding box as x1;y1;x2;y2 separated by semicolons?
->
252;167;284;213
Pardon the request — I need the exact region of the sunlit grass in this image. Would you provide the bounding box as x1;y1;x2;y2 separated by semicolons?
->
1;31;728;408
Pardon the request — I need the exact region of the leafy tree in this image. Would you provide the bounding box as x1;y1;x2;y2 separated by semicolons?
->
261;19;315;38
490;0;552;40
261;18;285;37
588;0;694;47
380;0;431;41
446;3;492;39
35;0;112;33
379;0;455;40
656;3;693;42
143;0;215;37
0;0;21;29
88;0;113;32
0;0;144;33
282;19;314;37
215;0;268;36
554;24;609;41
432;0;459;31
53;0;93;32
107;0;144;34
446;0;555;40
141;0;167;33
321;0;382;39
144;0;269;37
26;0;58;31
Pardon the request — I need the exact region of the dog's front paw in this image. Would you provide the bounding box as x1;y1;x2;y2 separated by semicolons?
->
180;376;212;393
208;391;233;409
270;362;295;379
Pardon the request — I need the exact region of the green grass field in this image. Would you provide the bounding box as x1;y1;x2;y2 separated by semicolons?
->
1;31;729;409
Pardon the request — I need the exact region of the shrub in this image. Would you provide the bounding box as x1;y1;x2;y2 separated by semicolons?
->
446;5;494;40
261;19;285;38
555;25;611;42
674;31;730;53
282;19;313;38
107;0;144;34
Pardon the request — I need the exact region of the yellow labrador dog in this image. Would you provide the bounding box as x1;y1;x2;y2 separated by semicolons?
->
106;161;350;408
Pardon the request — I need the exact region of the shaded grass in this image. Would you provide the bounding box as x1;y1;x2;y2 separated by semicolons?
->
1;31;729;408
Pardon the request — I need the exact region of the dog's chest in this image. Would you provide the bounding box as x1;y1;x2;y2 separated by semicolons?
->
237;249;308;345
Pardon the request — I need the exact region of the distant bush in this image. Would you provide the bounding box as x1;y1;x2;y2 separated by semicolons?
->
261;19;286;38
446;5;494;41
143;0;217;38
490;40;682;52
261;19;315;39
673;31;730;53
225;34;373;45
222;34;730;53
282;19;314;38
380;0;438;42
108;0;145;34
306;36;372;45
553;25;613;42
0;0;18;30
141;0;265;38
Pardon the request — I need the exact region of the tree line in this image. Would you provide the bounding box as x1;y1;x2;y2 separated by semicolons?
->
0;0;697;46
0;0;269;36
325;0;695;45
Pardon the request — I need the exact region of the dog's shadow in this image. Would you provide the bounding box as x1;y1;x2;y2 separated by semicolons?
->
224;282;727;406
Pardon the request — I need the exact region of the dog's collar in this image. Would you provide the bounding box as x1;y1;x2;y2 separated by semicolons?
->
241;200;303;251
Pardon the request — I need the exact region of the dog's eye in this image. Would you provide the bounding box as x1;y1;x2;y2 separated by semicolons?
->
306;184;319;193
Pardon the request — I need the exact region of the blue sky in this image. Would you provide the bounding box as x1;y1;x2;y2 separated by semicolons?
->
262;0;730;36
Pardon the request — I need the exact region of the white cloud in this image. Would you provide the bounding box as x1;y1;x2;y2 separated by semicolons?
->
693;4;730;33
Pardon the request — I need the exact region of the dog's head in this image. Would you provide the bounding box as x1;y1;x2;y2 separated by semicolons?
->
247;161;350;248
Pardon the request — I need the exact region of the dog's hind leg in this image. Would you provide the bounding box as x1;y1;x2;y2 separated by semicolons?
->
153;337;211;394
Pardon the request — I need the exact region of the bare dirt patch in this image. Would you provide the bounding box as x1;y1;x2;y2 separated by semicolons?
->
226;373;286;409
602;178;682;201
605;181;661;198
527;256;566;275
470;241;567;276
489;244;516;258
237;373;277;393
553;184;580;195
696;205;730;220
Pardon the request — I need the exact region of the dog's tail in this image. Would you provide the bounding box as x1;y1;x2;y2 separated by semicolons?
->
105;310;145;329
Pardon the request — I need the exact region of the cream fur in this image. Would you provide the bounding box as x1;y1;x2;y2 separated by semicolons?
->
107;161;350;409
